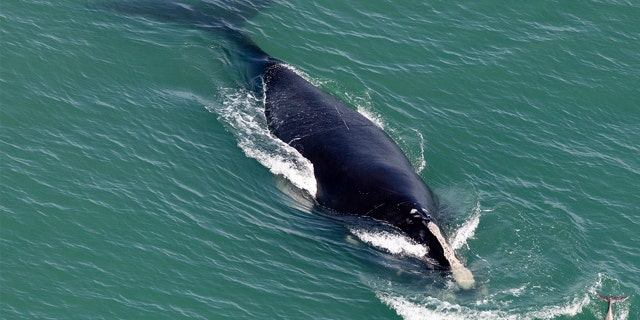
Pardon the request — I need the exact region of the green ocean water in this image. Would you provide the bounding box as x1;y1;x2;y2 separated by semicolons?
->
2;0;638;319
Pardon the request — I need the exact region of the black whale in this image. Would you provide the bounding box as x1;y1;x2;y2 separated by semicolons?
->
251;44;473;288
264;63;444;253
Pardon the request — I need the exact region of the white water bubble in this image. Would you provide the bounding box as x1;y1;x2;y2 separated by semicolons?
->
350;228;428;259
207;88;317;196
450;201;482;251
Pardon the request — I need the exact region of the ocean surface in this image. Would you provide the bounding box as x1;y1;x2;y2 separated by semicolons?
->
2;1;638;319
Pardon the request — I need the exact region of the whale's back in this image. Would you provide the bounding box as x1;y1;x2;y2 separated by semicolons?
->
263;64;437;217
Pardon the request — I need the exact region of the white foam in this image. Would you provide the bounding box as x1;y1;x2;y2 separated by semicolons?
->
411;129;427;173
506;284;527;297
208;88;317;196
378;293;499;320
350;228;428;259
525;294;591;319
372;272;608;320
357;106;386;129
450;201;482;251
378;290;594;320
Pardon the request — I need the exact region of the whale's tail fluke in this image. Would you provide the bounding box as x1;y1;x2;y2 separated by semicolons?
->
90;0;270;29
597;293;629;320
90;0;277;91
596;293;629;303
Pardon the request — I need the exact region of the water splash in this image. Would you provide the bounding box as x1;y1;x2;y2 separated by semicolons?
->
350;227;428;259
357;106;386;129
207;88;317;196
450;201;482;251
370;263;623;320
375;283;597;320
408;129;427;173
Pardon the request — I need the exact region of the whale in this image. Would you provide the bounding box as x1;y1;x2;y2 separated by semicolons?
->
261;60;474;288
96;0;475;289
597;294;629;320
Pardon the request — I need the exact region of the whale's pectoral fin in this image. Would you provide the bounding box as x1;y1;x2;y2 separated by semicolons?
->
404;208;475;289
423;221;475;290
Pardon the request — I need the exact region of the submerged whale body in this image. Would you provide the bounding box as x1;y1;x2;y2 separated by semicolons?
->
98;0;474;289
